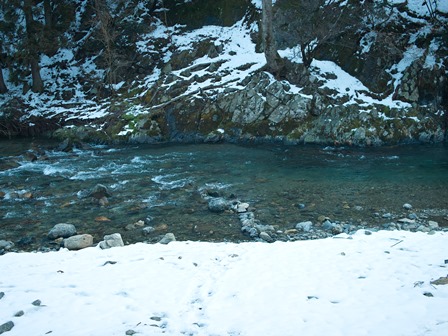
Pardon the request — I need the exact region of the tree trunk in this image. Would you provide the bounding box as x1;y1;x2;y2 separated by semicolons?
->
262;0;283;75
23;0;44;93
43;0;53;29
0;66;8;93
30;58;44;93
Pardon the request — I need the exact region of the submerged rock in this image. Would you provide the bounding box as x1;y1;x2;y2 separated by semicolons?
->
89;184;111;199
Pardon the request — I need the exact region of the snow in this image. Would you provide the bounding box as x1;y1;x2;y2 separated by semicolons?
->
1;230;447;336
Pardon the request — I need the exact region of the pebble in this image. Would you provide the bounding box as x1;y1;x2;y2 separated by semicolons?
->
48;223;77;239
159;233;176;244
64;234;94;250
32;299;42;306
98;233;124;249
14;311;24;317
0;292;4;300
403;203;413;210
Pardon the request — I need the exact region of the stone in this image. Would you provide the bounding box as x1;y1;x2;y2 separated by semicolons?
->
159;233;176;244
98;233;124;249
285;229;298;235
87;184;111;199
14;311;24;317
208;198;229;213
0;321;14;334
322;220;335;231
295;221;313;232
428;221;439;229
417;225;430;233
259;232;274;243
48;223;77;239
403;203;413;210
64;234;93;250
398;218;415;224
0;240;14;250
241;226;259;238
32;299;42;306
0;292;4;300
430;276;448;285
235;202;250;213
142;226;155;235
331;224;343;234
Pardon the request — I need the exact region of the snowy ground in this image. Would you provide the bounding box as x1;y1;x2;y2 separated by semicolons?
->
1;230;447;336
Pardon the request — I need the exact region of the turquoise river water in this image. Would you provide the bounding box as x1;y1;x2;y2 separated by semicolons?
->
1;139;447;251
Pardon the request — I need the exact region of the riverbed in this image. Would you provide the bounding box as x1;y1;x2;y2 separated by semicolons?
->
1;139;447;251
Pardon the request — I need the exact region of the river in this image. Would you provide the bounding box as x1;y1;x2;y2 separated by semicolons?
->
1;139;447;251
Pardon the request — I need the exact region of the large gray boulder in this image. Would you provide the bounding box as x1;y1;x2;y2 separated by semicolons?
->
48;223;77;239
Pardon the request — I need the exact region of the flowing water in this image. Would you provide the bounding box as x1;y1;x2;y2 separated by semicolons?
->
1;139;447;251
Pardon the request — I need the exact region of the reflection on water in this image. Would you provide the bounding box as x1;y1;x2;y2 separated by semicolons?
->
1;139;447;251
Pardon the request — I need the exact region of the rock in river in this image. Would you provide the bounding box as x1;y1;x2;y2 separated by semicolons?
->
64;234;93;250
208;197;229;213
48;223;77;239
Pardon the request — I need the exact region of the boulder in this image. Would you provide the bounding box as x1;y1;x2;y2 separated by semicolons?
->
48;223;77;239
64;234;93;250
98;233;124;249
208;197;229;213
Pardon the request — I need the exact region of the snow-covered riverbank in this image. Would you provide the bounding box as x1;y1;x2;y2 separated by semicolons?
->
1;230;447;336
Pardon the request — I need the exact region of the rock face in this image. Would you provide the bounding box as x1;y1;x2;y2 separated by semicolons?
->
1;0;447;145
64;234;94;250
98;233;124;249
48;223;77;239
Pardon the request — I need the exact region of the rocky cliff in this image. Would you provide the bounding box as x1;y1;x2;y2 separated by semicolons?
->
0;0;447;145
